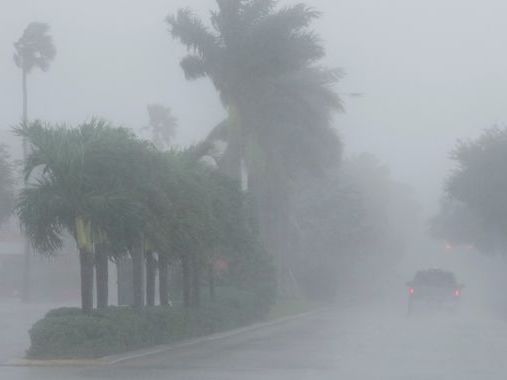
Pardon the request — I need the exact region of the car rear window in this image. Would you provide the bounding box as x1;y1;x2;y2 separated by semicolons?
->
413;270;457;287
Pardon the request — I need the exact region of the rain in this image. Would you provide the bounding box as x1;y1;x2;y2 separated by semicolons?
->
1;1;507;379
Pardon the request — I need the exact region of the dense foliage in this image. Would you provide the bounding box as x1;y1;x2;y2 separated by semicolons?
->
432;127;507;254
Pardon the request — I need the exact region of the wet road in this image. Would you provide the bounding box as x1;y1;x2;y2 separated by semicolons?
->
0;301;65;364
2;304;507;380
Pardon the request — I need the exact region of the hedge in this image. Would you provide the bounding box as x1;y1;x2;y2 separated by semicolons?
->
27;288;271;359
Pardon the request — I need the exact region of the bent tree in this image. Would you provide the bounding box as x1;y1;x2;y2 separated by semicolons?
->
167;0;343;294
16;120;271;313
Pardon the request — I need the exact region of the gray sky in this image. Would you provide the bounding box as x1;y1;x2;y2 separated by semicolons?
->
2;0;507;215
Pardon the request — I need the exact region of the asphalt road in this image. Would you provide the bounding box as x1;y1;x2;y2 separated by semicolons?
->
2;303;507;380
0;301;65;364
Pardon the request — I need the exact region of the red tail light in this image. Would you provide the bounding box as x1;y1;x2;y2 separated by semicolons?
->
454;289;461;297
409;288;415;295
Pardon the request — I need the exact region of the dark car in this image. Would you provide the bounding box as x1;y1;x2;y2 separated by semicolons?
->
406;269;464;315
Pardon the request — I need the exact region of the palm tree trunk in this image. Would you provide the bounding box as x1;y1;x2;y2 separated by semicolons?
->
22;68;27;123
220;106;243;180
158;254;169;306
269;182;291;297
132;241;145;309
117;258;134;305
21;239;31;302
145;250;156;306
208;262;215;301
191;254;200;307
21;67;32;303
79;248;94;313
182;254;191;308
95;245;109;309
250;153;294;298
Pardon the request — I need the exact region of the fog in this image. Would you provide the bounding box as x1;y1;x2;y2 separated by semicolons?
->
3;1;507;212
2;0;507;379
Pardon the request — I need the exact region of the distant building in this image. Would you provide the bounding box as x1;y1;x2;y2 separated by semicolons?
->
0;218;23;256
0;218;80;301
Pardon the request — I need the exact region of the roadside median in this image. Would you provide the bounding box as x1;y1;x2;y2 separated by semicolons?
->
3;298;325;368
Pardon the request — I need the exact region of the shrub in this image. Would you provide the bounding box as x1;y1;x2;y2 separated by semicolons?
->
28;313;118;359
27;289;272;359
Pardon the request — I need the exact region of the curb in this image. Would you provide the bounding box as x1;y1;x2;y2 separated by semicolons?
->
2;308;326;368
3;358;108;367
106;308;326;365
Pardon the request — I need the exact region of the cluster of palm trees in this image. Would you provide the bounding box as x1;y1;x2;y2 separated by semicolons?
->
12;0;343;307
16;120;262;313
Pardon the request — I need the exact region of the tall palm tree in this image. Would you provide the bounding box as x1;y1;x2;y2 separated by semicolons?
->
14;22;56;124
167;0;342;294
14;22;56;301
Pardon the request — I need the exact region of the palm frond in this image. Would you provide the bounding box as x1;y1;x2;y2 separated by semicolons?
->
180;55;208;80
167;9;219;58
13;22;56;73
241;0;278;28
16;178;69;254
211;0;243;45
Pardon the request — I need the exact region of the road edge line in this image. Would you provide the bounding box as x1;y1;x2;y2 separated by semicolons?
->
106;308;327;365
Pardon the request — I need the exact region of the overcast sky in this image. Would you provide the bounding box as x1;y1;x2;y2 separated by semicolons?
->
1;0;507;215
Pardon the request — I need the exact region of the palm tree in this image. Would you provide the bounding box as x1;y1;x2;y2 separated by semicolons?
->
167;0;342;294
14;22;56;302
0;145;14;226
145;104;177;151
15;120;147;312
14;22;56;124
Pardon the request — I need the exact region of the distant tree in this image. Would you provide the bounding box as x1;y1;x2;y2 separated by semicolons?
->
433;127;507;254
145;104;177;150
430;198;496;252
293;154;420;300
0;145;14;226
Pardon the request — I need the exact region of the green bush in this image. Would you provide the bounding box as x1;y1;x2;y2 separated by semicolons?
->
27;289;272;359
